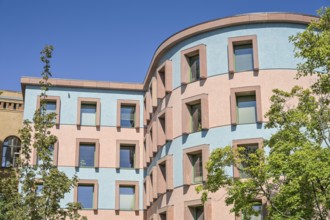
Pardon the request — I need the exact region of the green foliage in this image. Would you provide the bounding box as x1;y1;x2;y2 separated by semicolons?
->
0;46;86;220
197;8;330;220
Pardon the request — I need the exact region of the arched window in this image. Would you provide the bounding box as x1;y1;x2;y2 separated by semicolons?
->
1;136;21;167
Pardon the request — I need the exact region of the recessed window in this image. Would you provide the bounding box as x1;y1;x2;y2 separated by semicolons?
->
159;212;167;220
242;201;263;220
238;144;259;178
79;144;95;167
36;145;54;166
183;145;209;185
157;155;173;194
156;60;173;100
228;35;259;74
119;186;135;210
234;44;253;72
120;145;135;168
37;96;60;125
236;94;257;124
192;206;204;220
189;55;200;82
181;44;207;84
120;105;136;128
78;185;94;209
1;136;21;167
192;154;203;184
81;103;97;126
45;101;56;114
230;86;262;125
190;103;202;132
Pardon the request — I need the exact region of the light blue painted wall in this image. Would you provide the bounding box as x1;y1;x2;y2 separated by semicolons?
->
59;167;144;210
157;23;307;90
24;85;144;127
146;123;276;188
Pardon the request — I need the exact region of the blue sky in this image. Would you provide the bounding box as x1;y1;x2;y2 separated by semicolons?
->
0;0;328;91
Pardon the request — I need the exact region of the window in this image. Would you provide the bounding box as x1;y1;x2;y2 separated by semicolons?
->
157;60;173;100
37;96;60;125
75;139;100;168
232;138;263;178
1;136;21;167
192;206;204;220
184;199;211;220
157;107;173;148
157;155;174;195
189;55;200;82
182;94;209;134
33;142;59;166
236;95;257;124
74;180;98;210
242;201;263;220
192;154;203;184
183;145;209;185
120;105;136;128
120;145;135;168
234;44;253;72
116;140;140;169
35;184;43;196
190;103;201;133
158;206;174;220
181;44;207;84
228;35;259;74
230;86;262;125
36;145;54;165
117;100;140;129
115;181;139;211
79;144;95;167
77;98;100;127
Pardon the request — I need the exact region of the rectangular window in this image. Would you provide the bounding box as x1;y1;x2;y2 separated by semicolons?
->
120;145;135;168
234;44;253;72
237;95;257;124
192;154;203;184
159;213;167;220
78;185;94;209
119;186;135;210
239;144;259;178
80;103;96;126
193;206;204;220
189;55;200;82
190;104;201;132
36;145;54;165
242;202;263;220
120;105;136;128
45;101;56;114
79;144;95;167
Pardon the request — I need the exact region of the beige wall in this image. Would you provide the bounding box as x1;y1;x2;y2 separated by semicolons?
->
0;90;23;167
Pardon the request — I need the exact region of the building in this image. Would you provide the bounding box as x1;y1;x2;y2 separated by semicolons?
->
20;13;317;220
0;90;24;172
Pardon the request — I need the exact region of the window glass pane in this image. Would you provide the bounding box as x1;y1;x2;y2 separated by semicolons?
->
119;186;135;210
120;146;135;168
37;146;54;165
239;144;259;178
79;144;95;167
192;154;203;184
36;184;43;196
78;185;94;209
190;104;201;132
237;95;256;124
81;104;96;126
242;202;262;220
45;101;56;113
194;206;204;220
1;137;21;167
234;44;253;72
121;105;135;128
190;55;200;82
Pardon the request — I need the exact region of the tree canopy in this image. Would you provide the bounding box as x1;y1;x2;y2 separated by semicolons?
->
0;46;86;220
197;7;330;220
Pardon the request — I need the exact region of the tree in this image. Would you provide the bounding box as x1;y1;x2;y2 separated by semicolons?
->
0;46;86;220
197;7;330;220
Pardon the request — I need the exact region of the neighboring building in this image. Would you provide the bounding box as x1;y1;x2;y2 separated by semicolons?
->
20;13;317;220
0;90;23;172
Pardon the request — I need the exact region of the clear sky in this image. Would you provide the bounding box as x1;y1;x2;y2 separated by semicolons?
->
0;0;328;91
